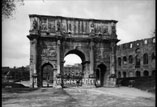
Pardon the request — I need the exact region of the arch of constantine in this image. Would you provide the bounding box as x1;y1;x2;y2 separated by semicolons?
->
27;14;119;87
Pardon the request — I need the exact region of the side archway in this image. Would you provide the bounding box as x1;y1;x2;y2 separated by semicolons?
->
95;63;107;87
41;63;54;87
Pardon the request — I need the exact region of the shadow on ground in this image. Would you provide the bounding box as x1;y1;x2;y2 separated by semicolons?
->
2;82;40;94
2;88;39;93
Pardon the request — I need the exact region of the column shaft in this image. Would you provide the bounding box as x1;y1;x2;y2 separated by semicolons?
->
30;38;37;88
90;41;94;74
57;40;61;74
110;42;116;74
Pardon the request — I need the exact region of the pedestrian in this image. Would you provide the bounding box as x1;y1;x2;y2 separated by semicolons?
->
76;79;80;87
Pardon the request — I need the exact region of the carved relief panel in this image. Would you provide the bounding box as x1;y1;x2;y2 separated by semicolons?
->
102;25;109;35
41;47;57;57
48;18;55;32
95;23;102;34
40;18;48;31
89;21;95;34
95;23;109;35
103;52;110;62
95;47;101;61
40;41;57;60
61;19;67;33
111;22;116;35
57;20;62;32
30;17;39;30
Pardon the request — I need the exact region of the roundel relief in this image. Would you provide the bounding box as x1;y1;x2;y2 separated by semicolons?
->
42;48;57;57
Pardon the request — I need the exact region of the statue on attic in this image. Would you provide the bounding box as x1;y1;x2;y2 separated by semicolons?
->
90;22;95;35
33;18;38;30
112;25;116;34
57;21;61;32
103;27;108;34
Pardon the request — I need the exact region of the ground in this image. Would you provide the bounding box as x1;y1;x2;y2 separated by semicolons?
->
2;84;155;107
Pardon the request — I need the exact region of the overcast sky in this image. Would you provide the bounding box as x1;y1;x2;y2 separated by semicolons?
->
2;0;155;67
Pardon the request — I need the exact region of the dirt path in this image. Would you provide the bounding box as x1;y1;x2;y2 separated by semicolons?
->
2;87;155;107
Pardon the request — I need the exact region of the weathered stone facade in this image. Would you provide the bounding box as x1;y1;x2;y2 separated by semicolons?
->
116;37;156;78
27;14;119;88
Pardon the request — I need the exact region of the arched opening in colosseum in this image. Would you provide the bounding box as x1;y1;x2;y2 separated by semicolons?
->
129;71;134;77
135;55;141;68
151;52;155;60
118;71;121;78
129;55;133;64
123;71;126;78
136;71;141;77
152;70;156;76
143;70;149;77
123;56;127;64
143;53;148;64
118;57;121;66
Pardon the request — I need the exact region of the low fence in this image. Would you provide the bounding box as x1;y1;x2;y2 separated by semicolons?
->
56;78;95;86
117;76;155;92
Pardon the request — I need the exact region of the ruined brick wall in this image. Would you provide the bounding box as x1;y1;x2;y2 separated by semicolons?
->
116;37;156;78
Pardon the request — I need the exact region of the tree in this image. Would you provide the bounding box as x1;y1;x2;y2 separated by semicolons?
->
2;0;24;19
150;29;155;37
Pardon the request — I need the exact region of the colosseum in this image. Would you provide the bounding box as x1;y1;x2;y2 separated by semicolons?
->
116;37;156;79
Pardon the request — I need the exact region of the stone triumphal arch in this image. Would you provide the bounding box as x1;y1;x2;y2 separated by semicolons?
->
27;14;119;88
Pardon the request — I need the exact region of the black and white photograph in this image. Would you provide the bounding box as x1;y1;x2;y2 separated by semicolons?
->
2;0;155;106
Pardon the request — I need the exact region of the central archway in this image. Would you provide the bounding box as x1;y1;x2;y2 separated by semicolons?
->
63;49;86;87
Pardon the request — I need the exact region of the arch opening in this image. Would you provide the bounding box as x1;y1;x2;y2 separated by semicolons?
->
63;49;85;87
136;71;141;77
143;70;149;77
143;53;148;64
64;54;82;66
41;63;54;87
123;72;126;78
65;49;85;63
118;71;121;78
135;55;141;68
95;63;107;87
152;70;156;76
64;49;85;67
